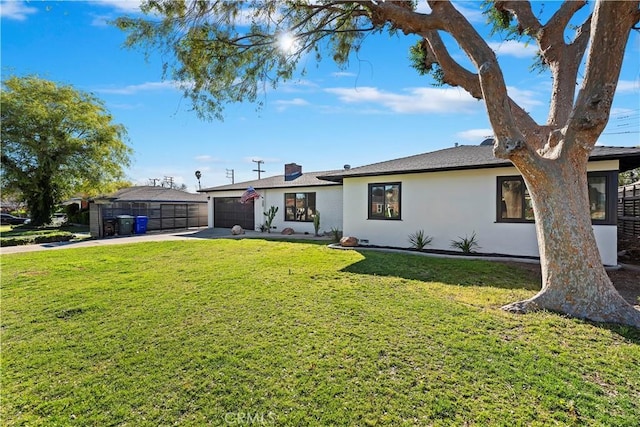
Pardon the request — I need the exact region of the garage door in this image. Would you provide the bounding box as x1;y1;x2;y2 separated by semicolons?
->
214;197;255;229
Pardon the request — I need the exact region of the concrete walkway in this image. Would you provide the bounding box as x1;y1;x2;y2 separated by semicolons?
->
1;228;331;255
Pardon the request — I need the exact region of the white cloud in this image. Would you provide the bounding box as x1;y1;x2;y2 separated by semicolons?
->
452;3;486;24
505;86;544;111
616;80;639;94
456;129;493;142
331;71;357;78
324;86;481;114
195;155;213;162
93;0;143;13
274;98;309;111
95;81;179;95
278;79;319;93
195;155;218;162
0;1;37;21
390;1;483;22
488;40;538;59
107;102;144;110
90;14;112;27
415;2;431;14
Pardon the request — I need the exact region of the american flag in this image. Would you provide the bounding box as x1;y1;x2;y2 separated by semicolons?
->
240;186;260;204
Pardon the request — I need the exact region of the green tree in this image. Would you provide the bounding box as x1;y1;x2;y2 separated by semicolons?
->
1;75;132;225
116;1;640;326
619;148;640;185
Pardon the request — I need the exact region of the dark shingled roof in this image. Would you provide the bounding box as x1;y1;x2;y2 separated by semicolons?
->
319;145;640;182
200;170;342;192
96;186;207;203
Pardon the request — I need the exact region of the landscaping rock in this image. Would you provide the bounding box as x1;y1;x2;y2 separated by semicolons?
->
231;225;244;235
340;236;359;247
281;227;295;235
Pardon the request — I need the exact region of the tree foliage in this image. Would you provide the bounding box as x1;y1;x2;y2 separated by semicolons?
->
1;75;132;225
115;1;640;326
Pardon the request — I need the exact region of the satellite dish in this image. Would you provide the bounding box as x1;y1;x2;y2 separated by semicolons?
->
480;138;495;146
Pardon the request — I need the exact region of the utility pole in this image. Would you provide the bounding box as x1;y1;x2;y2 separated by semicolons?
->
163;176;174;188
226;168;235;184
149;178;161;186
252;160;265;180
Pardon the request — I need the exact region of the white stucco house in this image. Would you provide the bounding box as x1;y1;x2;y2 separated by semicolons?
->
200;145;640;266
199;163;343;235
318;144;640;266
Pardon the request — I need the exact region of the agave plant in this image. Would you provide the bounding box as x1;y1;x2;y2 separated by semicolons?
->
450;231;480;254
408;229;433;251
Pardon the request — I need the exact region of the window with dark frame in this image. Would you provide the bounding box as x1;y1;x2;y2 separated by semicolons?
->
368;183;401;220
284;192;316;222
497;171;617;224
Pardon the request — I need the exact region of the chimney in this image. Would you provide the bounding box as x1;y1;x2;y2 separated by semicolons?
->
284;163;302;181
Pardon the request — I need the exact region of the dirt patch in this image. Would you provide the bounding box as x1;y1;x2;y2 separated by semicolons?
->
502;261;639;309
619;235;640;266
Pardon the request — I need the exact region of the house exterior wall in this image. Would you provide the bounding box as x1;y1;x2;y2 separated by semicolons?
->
342;160;620;266
206;185;343;234
260;186;343;234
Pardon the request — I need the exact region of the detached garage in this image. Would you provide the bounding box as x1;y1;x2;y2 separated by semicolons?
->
90;186;208;237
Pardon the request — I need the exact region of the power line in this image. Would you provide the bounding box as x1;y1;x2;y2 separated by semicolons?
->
602;130;640;135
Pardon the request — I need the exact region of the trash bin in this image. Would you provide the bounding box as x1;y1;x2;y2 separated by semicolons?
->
116;215;134;235
135;216;148;234
103;218;116;237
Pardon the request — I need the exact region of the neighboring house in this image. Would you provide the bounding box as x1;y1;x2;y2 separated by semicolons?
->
89;186;207;237
319;145;640;266
199;163;343;235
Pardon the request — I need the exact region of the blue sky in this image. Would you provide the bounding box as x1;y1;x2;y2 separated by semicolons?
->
2;1;639;191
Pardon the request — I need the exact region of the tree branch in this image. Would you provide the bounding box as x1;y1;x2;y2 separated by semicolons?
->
495;1;541;36
545;1;588;35
421;30;537;132
424;0;535;162
567;0;639;152
498;1;590;143
365;0;444;34
539;2;588;128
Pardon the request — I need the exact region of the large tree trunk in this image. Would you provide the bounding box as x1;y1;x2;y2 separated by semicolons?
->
502;150;640;327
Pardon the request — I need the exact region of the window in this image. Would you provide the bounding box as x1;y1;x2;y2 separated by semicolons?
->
497;171;617;224
284;192;316;222
368;183;401;220
498;177;534;222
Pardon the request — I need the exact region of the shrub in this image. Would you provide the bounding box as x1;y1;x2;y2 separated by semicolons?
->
408;229;433;251
1;231;74;247
330;227;343;243
450;231;480;254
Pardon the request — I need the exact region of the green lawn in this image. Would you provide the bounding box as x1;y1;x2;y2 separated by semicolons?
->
2;240;639;426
